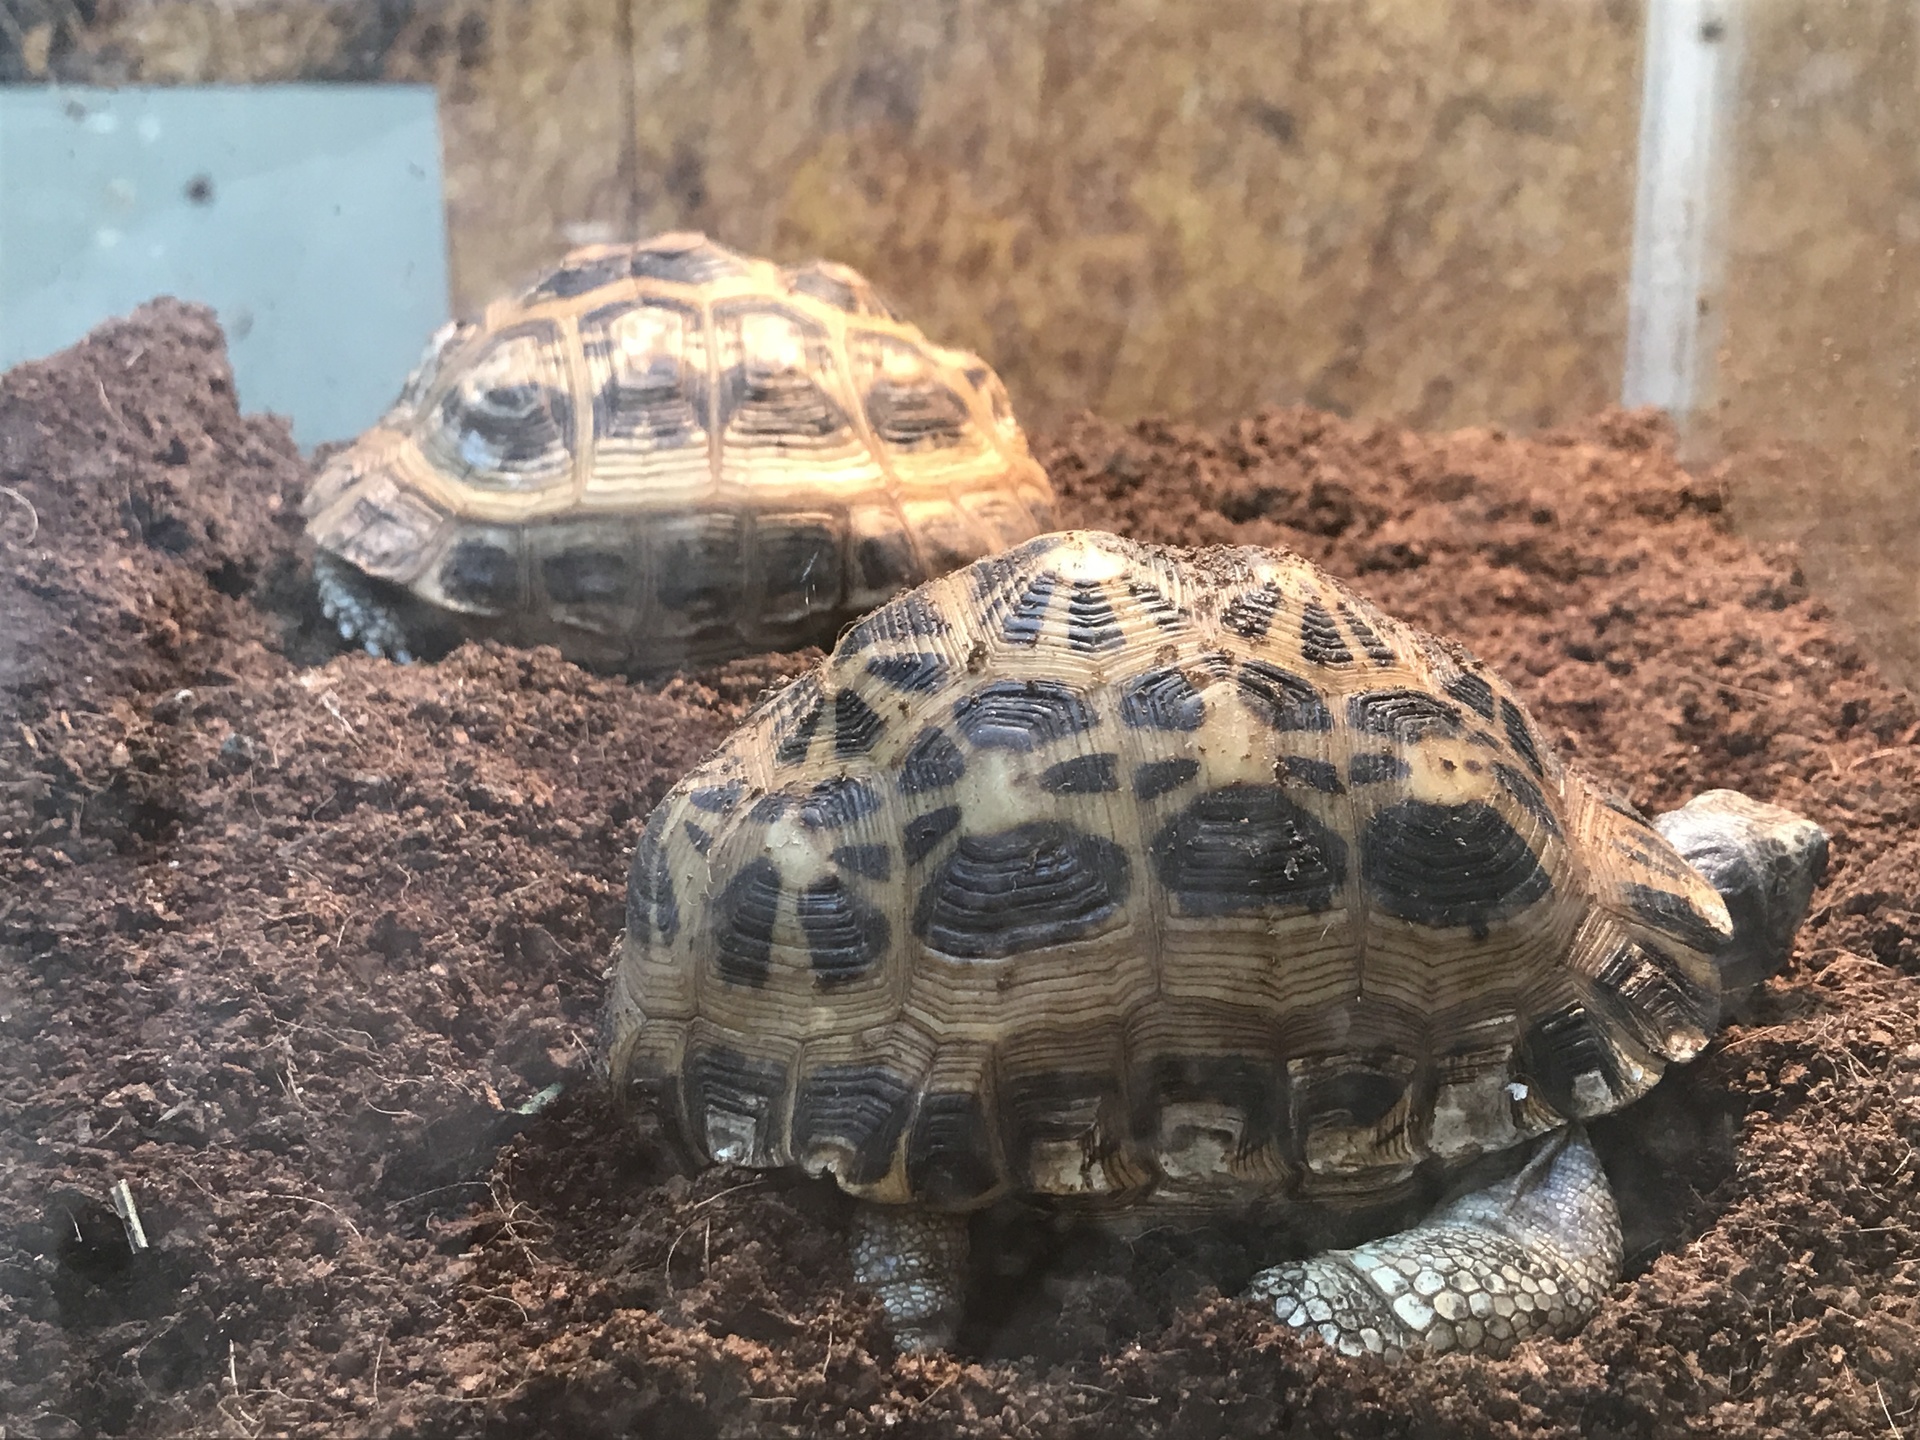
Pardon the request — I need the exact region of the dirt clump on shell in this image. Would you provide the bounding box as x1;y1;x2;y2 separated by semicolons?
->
2;301;1916;1439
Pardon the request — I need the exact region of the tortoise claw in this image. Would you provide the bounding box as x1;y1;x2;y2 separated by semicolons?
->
314;554;415;664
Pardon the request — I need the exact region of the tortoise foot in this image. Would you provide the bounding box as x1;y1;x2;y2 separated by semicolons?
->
1247;1126;1620;1359
315;554;415;663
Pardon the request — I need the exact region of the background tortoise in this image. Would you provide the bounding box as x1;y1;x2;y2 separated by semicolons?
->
605;529;1827;1356
301;232;1055;671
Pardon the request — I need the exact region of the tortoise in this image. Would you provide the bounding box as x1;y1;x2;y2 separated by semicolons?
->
301;232;1055;671
604;529;1828;1357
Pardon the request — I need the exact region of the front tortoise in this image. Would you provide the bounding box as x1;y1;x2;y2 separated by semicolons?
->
605;530;1827;1357
302;232;1054;671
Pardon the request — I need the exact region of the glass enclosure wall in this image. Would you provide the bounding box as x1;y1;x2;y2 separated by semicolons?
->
1704;1;1920;683
3;3;1918;1435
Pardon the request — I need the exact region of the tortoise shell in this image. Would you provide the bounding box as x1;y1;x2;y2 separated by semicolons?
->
605;531;1733;1212
301;233;1055;671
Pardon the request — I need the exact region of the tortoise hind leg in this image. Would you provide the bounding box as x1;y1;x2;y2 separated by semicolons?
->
850;1204;969;1351
1246;1126;1621;1359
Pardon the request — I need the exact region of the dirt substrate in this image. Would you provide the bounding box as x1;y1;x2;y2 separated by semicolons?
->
3;302;1919;1439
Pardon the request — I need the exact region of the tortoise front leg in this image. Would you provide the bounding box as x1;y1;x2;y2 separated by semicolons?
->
1246;1126;1621;1360
314;554;416;663
850;1203;970;1351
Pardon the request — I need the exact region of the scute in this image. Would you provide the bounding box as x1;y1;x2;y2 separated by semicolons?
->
1360;799;1553;935
792;1065;913;1183
529;250;633;300
302;233;1054;672
713;301;855;447
436;535;522;614
912;822;1132;961
784;258;901;320
630;232;754;285
419;324;574;491
853;333;976;452
607;531;1742;1213
579;299;711;497
1152;784;1348;917
907;1091;1001;1204
682;1041;789;1167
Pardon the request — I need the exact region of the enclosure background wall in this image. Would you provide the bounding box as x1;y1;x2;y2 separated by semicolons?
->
11;0;1920;679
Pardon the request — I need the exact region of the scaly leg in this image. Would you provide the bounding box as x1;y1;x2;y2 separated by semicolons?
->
849;1204;970;1351
1246;1126;1620;1359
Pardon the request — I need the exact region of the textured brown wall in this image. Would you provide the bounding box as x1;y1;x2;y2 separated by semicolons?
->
26;0;1648;433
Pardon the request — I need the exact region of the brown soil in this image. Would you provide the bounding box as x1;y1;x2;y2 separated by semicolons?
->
2;301;1917;1439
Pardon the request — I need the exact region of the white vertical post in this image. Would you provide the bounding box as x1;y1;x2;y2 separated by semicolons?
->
1622;0;1744;425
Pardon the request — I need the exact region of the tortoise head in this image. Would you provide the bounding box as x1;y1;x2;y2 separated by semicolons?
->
1653;790;1830;1014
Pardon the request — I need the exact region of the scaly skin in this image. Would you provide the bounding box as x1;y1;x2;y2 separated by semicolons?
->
851;1206;969;1352
1247;1127;1617;1358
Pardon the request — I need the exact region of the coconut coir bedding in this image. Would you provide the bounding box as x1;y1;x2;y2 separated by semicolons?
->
1;301;1917;1439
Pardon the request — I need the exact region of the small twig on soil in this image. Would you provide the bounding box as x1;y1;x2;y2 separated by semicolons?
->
686;1178;768;1215
1671;666;1791;706
226;1341;259;1433
1877;1379;1898;1437
0;485;39;545
276;1052;307;1110
318;690;358;738
1718;1023;1801;1055
262;1190;364;1243
383;1181;491;1211
468;1286;531;1324
284;1017;380;1058
372;1340;383;1408
485;1176;554;1264
1067;1382;1159;1405
913;1374;960;1410
96;377;136;437
216;1398;264;1440
666;1217;713;1289
442;1378;533;1405
662;1178;767;1286
1849;747;1913;771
